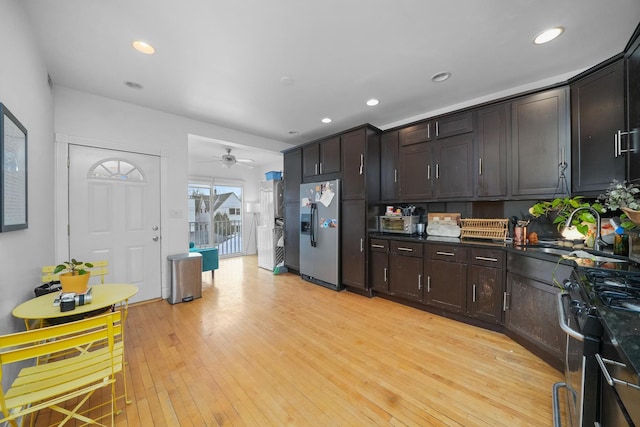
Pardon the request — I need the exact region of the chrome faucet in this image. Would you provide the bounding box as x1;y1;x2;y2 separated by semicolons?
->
565;207;606;251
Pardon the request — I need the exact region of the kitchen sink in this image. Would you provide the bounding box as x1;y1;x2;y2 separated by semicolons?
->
526;246;628;263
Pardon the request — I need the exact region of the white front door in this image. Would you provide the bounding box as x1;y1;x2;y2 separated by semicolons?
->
68;145;162;302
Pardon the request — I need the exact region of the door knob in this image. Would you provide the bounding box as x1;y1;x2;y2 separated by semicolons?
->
152;225;159;231
152;235;159;241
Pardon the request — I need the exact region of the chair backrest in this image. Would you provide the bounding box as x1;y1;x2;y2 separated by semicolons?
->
0;311;122;425
42;260;109;285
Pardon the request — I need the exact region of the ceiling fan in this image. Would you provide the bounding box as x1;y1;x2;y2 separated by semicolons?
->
202;148;254;168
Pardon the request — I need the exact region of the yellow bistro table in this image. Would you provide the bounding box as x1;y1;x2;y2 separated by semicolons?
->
12;284;138;330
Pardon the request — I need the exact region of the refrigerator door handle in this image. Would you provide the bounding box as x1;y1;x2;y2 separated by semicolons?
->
310;203;317;247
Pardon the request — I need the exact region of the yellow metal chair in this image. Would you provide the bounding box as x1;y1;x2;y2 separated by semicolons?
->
41;260;109;285
0;311;124;427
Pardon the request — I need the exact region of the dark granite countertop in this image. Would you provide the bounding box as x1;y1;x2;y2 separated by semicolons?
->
369;231;640;380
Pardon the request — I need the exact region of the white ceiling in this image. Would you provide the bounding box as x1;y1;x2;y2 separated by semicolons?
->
22;0;640;157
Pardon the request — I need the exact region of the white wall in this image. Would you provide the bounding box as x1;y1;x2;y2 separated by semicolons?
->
54;87;286;292
0;1;55;335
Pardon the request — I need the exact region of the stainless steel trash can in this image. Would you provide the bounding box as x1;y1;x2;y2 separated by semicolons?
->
167;253;202;304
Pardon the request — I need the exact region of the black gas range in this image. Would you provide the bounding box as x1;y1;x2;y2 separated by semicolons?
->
554;266;640;427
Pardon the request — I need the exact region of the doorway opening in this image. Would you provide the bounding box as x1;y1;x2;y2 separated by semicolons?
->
189;181;245;257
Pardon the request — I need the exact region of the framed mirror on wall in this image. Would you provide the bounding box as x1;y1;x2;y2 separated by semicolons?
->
0;103;27;232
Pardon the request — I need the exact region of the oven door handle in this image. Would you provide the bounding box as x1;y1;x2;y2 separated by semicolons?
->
556;292;584;342
595;353;640;390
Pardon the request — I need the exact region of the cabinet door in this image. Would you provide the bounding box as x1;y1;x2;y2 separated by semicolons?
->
627;39;640;183
399;122;432;146
342;128;366;199
370;250;389;293
505;273;564;366
399;142;432;200
284;149;302;203
511;87;569;197
320;136;341;175
424;259;466;312
341;200;366;289
477;104;508;198
380;131;400;201
571;60;625;194
389;254;422;301
302;144;320;178
284;202;300;271
468;265;504;324
435;111;474;139
433;133;473;199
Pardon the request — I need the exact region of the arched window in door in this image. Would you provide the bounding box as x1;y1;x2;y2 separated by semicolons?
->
88;159;145;181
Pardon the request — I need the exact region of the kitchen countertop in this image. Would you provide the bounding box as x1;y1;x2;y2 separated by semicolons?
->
370;231;640;380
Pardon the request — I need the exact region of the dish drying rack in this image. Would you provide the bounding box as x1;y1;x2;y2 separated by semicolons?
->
460;218;509;241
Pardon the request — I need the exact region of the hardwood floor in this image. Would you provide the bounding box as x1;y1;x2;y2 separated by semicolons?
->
33;256;565;426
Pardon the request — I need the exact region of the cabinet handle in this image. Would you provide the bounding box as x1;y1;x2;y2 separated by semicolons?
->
478;157;483;176
360;238;364;252
475;256;498;262
435;163;440;179
371;244;385;249
315;163;318;175
617;130;631;155
394;169;398;183
418;274;422;290
384;267;388;282
436;251;454;256
397;247;413;252
319;162;323;174
614;132;619;158
435;121;439;137
503;292;509;311
472;284;477;303
427;123;431;139
427;275;431;293
359;154;364;175
427;164;431;180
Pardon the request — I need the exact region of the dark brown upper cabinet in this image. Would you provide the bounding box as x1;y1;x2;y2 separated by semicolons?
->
434;111;474;139
511;87;570;197
341;126;380;201
626;29;640;184
476;103;509;198
399;121;432;146
302;136;341;180
571;59;626;194
399;142;433;200
283;148;302;203
380;131;400;201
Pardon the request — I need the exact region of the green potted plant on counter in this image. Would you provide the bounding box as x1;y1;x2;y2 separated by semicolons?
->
599;179;640;228
529;196;605;237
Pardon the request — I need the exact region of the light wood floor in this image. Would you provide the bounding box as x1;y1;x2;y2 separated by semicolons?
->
33;255;565;426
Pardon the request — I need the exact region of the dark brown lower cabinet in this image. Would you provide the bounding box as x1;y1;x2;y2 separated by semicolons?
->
341;200;366;289
370;239;389;293
424;259;467;312
468;265;504;323
389;241;423;301
505;273;564;365
284;202;300;272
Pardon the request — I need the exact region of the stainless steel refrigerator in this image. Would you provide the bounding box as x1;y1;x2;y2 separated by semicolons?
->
299;179;342;291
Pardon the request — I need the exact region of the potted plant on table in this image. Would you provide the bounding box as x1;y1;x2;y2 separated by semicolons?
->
54;259;94;294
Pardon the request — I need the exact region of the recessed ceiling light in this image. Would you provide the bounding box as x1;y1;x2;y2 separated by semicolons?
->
533;27;564;45
132;40;156;54
321;118;332;124
281;76;294;86
431;72;451;83
124;81;143;90
366;98;380;106
288;131;299;135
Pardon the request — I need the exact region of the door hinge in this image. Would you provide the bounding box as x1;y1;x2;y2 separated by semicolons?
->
67;224;70;236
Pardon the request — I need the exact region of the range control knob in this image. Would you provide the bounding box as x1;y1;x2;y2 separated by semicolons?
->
569;300;587;316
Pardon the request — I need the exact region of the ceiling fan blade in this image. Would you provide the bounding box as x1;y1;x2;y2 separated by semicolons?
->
236;158;254;163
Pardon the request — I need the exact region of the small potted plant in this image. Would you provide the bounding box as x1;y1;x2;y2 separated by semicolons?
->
54;259;94;294
599;179;640;227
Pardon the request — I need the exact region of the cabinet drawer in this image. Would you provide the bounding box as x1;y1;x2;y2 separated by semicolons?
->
435;111;474;138
426;244;468;262
390;241;423;257
471;248;505;268
399;122;432;146
370;239;389;253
